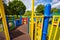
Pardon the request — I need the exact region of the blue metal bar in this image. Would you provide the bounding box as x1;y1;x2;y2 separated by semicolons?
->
15;15;22;27
19;15;22;25
12;16;15;27
42;4;51;40
6;16;12;40
6;16;10;31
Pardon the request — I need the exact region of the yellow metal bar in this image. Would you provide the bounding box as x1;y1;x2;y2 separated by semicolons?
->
34;17;44;40
34;16;44;18
48;16;54;40
34;18;38;40
40;17;44;40
0;0;10;40
53;16;60;17
38;17;44;40
35;18;41;40
38;18;41;40
30;0;34;40
53;17;60;40
59;37;60;40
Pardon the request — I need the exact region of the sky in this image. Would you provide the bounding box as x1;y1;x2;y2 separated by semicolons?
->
4;0;60;10
20;0;60;10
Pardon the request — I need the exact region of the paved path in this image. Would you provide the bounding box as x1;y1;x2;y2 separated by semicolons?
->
0;24;30;40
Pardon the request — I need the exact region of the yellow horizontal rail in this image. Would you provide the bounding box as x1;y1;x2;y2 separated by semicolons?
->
34;16;44;18
53;16;60;17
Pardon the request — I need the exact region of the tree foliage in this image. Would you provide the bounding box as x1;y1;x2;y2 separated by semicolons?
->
3;2;10;15
24;11;32;16
51;8;58;13
8;0;26;15
36;4;59;15
35;4;44;15
3;0;26;15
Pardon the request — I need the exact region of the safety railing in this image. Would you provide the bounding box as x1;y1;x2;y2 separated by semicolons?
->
48;16;60;40
29;16;60;40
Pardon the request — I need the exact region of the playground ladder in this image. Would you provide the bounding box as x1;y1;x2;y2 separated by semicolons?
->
0;0;10;40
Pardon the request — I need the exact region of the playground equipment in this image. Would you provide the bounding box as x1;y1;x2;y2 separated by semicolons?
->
6;16;15;30
22;18;29;24
0;0;10;40
59;37;60;40
0;0;60;40
0;17;3;31
29;0;60;40
0;1;29;40
6;16;29;30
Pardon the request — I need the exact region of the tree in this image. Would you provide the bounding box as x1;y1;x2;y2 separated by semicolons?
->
35;4;44;15
35;4;59;15
3;2;11;15
24;11;32;16
8;0;26;17
51;8;58;13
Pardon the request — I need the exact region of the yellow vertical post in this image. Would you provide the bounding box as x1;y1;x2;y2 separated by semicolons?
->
37;17;44;40
0;0;10;40
53;17;60;40
30;0;34;40
38;18;41;40
34;18;37;40
48;16;54;40
34;16;44;40
59;37;60;40
40;17;44;40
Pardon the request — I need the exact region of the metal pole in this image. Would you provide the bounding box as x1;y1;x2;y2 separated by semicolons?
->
42;4;51;40
0;0;10;40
